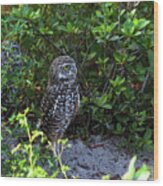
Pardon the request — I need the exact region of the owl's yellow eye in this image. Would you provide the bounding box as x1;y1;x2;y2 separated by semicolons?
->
63;65;70;71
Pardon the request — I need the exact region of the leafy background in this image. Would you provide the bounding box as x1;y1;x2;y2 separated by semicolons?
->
1;2;154;179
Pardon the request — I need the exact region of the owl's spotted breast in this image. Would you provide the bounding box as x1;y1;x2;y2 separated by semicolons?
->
41;82;79;142
55;84;79;117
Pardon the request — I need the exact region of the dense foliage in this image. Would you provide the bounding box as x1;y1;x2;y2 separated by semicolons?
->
1;2;154;178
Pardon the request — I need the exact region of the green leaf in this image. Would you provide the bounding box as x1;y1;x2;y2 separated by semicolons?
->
134;31;142;36
130;9;136;17
31;130;43;142
96;57;109;64
113;52;122;63
28;166;47;177
102;174;110;180
109;35;120;41
62;165;70;172
102;104;112;109
144;128;152;140
137;19;150;30
96;94;107;105
81;96;88;104
96;10;103;18
135;164;150;180
58;138;68;145
120;9;126;16
87;52;96;60
110;76;125;87
127;55;136;62
121;19;135;36
51;169;60;178
122;156;137;180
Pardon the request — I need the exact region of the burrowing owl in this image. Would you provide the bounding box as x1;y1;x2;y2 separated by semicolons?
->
41;56;80;154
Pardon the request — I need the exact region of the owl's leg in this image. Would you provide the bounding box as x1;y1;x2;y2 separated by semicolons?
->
52;141;61;156
56;142;61;157
52;141;68;179
52;141;57;157
52;141;59;167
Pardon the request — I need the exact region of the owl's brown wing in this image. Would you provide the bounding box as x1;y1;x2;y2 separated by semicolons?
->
40;85;60;140
40;85;58;118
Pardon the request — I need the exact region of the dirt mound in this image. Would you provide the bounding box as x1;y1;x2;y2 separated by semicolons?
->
59;135;153;179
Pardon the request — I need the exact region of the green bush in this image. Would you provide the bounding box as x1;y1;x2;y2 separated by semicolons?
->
1;2;154;177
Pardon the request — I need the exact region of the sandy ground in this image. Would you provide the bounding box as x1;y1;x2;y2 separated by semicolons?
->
58;135;153;180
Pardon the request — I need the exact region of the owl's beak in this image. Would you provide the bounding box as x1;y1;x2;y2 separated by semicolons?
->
69;67;77;80
72;65;77;74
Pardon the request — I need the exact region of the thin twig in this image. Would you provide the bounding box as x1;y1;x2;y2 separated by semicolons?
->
103;62;115;93
140;72;150;94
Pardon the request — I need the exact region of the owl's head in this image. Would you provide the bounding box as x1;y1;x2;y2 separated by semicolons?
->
48;56;77;85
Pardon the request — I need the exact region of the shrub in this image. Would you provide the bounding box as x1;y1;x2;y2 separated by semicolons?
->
1;2;154;177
